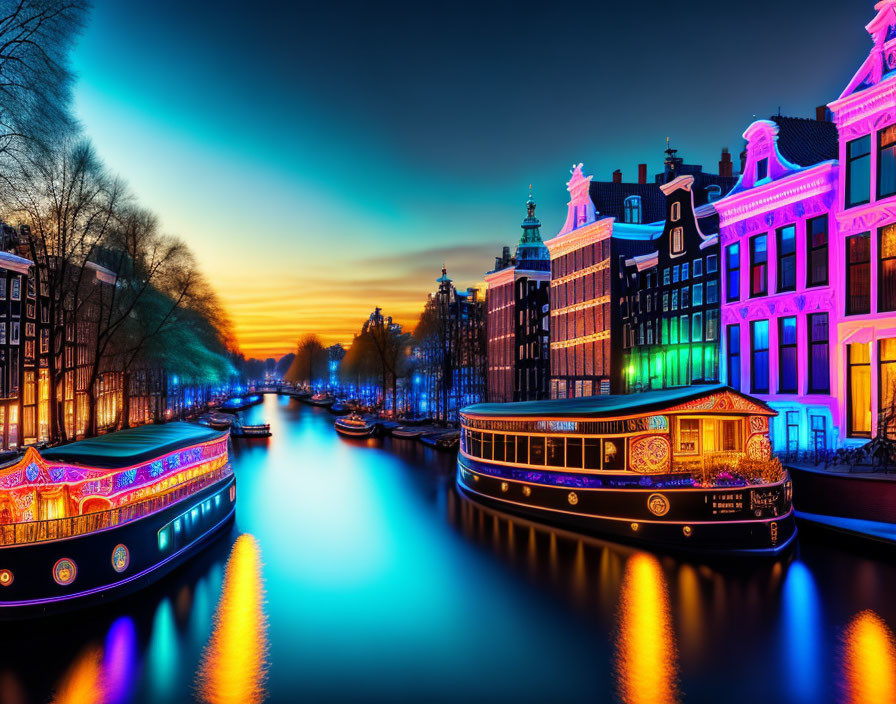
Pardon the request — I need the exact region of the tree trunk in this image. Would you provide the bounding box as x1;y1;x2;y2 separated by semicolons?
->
121;371;131;429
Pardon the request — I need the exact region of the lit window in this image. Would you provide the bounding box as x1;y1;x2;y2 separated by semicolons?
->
750;234;768;296
779;317;797;393
624;196;642;224
880;126;896;199
671;227;684;255
694;258;703;277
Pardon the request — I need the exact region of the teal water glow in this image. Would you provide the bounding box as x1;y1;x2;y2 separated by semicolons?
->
3;395;896;702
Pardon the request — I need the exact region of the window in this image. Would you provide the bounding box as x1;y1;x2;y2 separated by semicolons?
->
693;283;703;306
881;339;896;422
848;343;872;437
10;279;20;301
671;202;681;222
0;323;6;345
882;224;896;312
808;313;830;394
584;438;601;469
807;216;828;287
624;196;642;224
750;234;768;296
777;225;796;292
779;317;798;393
10;322;18;345
707;185;722;203
681;287;690;308
692;312;703;342
707;310;719;341
682;263;689;280
756;157;768;182
707;254;718;273
680;315;690;343
662;292;668;311
672;266;679;283
847;135;871;207
670;318;679;344
603;439;624;470
707;280;719;304
678;418;700;454
847;232;871;315
663;268;670;285
566;438;582;468
671;290;678;310
694;258;703;277
880;126;896;199
750;320;769;393
671;228;684;255
785;411;800;454
726;244;740;302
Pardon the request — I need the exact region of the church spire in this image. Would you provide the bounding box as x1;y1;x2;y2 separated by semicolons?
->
514;188;550;272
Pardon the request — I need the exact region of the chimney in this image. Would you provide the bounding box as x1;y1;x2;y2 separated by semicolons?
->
638;163;647;184
612;169;622;184
816;105;828;122
719;148;733;178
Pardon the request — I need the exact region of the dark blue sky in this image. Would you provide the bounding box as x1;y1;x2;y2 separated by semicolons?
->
73;0;870;354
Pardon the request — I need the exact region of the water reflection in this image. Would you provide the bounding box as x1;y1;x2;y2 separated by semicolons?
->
780;562;822;704
102;617;138;704
196;533;269;704
51;645;104;704
615;553;680;704
841;610;896;704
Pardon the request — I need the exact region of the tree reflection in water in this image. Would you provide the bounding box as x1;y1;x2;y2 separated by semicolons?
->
196;533;269;704
841;609;896;704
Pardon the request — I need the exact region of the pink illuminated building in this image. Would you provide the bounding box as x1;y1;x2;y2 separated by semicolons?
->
719;0;896;450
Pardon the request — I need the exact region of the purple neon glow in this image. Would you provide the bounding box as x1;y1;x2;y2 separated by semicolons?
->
103;616;138;704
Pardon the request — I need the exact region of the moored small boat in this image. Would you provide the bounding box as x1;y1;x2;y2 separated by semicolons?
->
308;393;335;408
457;384;795;555
232;422;272;439
218;395;263;413
334;414;375;438
392;426;423;439
0;423;235;615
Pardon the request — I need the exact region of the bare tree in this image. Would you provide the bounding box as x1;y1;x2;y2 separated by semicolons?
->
286;334;327;387
0;0;87;159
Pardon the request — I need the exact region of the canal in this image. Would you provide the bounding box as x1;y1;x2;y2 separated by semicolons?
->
3;393;896;703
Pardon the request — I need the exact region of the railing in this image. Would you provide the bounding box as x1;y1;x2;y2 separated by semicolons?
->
0;464;234;547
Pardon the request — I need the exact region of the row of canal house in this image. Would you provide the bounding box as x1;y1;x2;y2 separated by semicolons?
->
484;1;896;452
0;222;224;451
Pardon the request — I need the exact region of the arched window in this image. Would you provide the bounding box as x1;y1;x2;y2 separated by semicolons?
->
707;185;722;202
624;196;641;224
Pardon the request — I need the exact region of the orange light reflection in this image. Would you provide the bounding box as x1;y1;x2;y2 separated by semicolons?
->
842;610;896;704
615;553;680;704
196;533;269;704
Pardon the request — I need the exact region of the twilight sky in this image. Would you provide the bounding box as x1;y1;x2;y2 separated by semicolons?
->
72;0;869;358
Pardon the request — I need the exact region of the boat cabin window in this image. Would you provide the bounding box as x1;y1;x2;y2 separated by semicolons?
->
529;437;546;465
678;419;700;454
603;439;625;470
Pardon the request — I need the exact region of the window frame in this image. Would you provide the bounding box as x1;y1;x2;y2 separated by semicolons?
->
846;134;872;208
806;215;829;288
778;316;798;394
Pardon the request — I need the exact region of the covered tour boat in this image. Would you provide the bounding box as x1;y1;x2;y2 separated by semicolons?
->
0;422;235;615
457;385;794;555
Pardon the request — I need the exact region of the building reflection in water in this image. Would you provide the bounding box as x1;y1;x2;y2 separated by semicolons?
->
102;617;138;704
50;644;104;704
196;533;269;704
780;562;822;704
841;609;896;704
615;552;680;704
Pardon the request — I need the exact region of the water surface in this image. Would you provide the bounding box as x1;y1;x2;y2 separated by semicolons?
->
2;394;896;703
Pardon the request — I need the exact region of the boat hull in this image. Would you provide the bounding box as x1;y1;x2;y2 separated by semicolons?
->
335;424;374;438
457;459;795;555
0;473;236;617
789;464;896;544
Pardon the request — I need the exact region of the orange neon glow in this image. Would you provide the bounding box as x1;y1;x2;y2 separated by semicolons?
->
196;533;268;704
615;553;680;704
51;645;104;704
842;610;896;704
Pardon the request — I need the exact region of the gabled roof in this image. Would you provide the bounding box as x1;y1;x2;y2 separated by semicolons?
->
769;116;839;168
461;384;774;419
589;181;666;224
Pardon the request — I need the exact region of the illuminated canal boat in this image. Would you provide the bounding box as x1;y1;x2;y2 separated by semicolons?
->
334;414;375;438
0;422;235;615
457;385;795;554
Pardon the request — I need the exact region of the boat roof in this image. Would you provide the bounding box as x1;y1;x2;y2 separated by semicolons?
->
40;422;227;469
462;384;774;419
